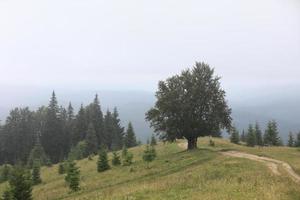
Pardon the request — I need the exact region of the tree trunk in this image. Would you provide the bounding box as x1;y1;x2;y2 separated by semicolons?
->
187;137;198;150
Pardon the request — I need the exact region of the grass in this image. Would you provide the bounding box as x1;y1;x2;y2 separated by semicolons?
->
1;137;300;199
197;137;300;174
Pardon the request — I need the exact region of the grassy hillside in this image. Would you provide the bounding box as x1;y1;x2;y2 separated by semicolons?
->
1;137;300;200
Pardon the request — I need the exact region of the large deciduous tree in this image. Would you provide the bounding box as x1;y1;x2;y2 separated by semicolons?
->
146;62;232;150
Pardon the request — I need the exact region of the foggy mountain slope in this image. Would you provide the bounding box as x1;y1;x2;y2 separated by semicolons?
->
0;88;299;142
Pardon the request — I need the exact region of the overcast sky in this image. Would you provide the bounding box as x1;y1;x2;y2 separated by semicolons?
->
0;0;299;94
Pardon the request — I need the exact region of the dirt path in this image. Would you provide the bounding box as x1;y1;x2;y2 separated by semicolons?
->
222;151;300;183
177;142;300;183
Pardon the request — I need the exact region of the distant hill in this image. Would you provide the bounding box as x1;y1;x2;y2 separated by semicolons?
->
0;87;299;142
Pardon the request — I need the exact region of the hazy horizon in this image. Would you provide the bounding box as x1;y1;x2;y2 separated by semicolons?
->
1;0;299;93
1;0;300;140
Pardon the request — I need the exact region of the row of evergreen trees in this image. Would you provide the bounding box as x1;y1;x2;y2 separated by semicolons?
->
230;120;283;147
0;137;158;199
0;92;138;165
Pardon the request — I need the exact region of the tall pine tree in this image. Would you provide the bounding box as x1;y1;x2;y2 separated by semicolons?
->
41;91;64;163
103;110;114;150
9;166;32;200
111;108;124;150
254;122;263;146
246;124;256;147
85;123;98;155
124;122;137;148
86;94;104;147
73;104;87;146
230;126;240;144
264;120;280;146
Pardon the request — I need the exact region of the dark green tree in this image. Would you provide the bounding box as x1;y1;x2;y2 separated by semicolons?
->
41;91;64;163
97;148;110;172
103;110;114;150
142;145;156;168
65;161;80;192
31;160;42;185
111;108;125;150
73;104;87;146
85;123;98;155
111;152;121;166
9;166;32;200
124;122;137;148
254;122;263;146
1;108;36;164
86;94;104;147
230;126;240;144
246;124;256;147
146;62;232;150
263;120;281;146
150;134;157;146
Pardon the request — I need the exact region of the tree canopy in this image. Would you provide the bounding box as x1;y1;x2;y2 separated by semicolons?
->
146;62;232;150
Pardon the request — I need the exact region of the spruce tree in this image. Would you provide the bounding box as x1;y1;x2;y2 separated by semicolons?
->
111;152;121;166
150;134;157;146
41;91;64;163
264;120;280;146
86;94;104;147
124;122;137;148
103;110;114;150
142;145;156;168
97;148;110;172
85;123;98;155
111;108;125;150
65;161;80;192
288;132;295;147
246;124;256;147
73;104;87;146
32;160;42;185
9;166;32;200
254;122;263;146
230;126;240;144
